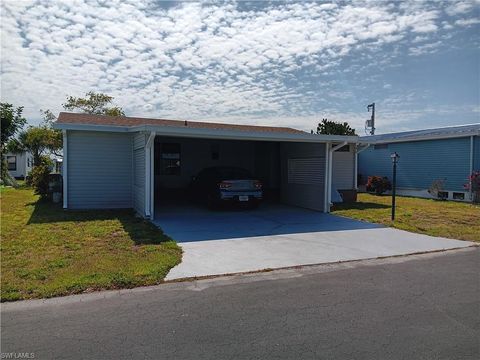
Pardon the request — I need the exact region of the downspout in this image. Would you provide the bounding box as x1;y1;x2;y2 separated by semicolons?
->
327;141;348;212
62;130;68;209
145;131;156;219
470;136;474;201
355;144;371;189
324;143;331;212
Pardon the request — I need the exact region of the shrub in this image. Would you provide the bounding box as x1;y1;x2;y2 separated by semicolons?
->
366;176;392;195
26;156;53;198
464;171;480;203
428;179;447;199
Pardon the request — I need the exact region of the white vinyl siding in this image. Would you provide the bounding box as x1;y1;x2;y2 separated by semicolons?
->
332;148;355;190
287;158;325;185
281;143;326;211
133;132;146;216
67;131;133;209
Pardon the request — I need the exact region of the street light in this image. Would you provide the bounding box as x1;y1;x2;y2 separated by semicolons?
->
390;152;400;221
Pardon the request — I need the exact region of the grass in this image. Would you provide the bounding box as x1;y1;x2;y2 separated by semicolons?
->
0;187;182;301
333;193;480;243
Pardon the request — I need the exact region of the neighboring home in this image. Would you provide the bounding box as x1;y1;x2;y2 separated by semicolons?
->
5;151;33;179
5;151;63;179
359;124;480;202
54;112;360;218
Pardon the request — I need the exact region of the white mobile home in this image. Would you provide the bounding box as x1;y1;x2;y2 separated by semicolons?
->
5;151;33;179
54;112;360;219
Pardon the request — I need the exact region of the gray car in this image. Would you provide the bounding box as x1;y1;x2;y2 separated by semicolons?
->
189;166;263;208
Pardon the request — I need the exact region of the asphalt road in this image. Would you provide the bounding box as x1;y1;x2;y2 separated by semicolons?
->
2;248;479;360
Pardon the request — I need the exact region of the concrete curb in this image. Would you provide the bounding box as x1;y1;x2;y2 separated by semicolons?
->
2;245;477;312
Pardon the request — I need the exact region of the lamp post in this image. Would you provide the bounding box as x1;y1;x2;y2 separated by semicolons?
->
390;152;400;221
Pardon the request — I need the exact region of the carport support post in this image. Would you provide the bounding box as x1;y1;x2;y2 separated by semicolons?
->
391;152;399;221
324;143;331;212
327;142;348;211
145;131;156;219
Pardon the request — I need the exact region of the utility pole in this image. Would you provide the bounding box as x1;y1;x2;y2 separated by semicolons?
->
366;103;375;135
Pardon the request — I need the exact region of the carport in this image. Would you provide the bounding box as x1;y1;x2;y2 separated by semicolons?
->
54;112;359;217
136;124;359;219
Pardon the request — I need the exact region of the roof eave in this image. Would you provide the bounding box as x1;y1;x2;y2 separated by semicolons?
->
53;123;131;132
54;122;359;143
360;131;480;144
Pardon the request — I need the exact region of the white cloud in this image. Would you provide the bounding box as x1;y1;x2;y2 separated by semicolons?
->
0;0;477;132
455;18;480;26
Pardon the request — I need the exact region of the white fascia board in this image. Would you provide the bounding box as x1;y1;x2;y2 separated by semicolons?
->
53;123;131;132
138;125;359;143
54;122;360;143
359;132;480;145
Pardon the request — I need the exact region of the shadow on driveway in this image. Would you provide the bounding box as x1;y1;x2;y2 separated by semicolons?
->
153;203;383;242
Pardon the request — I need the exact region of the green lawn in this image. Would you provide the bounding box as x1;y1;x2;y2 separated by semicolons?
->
333;193;480;243
0;187;182;301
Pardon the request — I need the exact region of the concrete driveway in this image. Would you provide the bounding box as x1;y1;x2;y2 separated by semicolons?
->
153;203;474;280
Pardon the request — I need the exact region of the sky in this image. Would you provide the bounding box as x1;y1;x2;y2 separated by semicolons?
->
1;0;479;134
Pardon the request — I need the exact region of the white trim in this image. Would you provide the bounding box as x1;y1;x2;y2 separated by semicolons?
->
469;135;474;200
325;141;348;211
323;143;331;212
53;123;131;132
54;123;359;144
331;141;348;152
62;130;68;209
354;148;358;189
360;132;480;145
145;131;156;219
150;141;155;219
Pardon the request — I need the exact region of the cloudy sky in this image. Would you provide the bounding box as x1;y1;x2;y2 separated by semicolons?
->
1;0;479;134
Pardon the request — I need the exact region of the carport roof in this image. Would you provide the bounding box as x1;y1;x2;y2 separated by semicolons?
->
55;112;359;143
57;112;305;134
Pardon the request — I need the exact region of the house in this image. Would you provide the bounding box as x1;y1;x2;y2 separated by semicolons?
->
358;124;480;202
53;112;361;218
5;151;33;179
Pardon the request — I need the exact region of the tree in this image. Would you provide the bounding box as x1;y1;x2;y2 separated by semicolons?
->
1;103;26;184
314;118;356;136
8;110;62;166
8;126;60;166
63;91;125;116
33;92;123;159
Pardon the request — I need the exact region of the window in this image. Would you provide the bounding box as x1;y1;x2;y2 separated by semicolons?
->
7;156;16;171
452;192;465;200
374;144;388;150
160;143;181;175
437;191;449;199
336;144;350;152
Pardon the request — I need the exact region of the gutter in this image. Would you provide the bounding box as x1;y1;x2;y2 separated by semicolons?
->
469;136;474;201
359;131;480;145
62;130;68;209
53;123;360;144
145;131;156;219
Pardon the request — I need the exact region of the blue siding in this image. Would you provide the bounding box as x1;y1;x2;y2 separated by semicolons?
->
475;136;480;171
359;137;473;191
68;131;133;209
